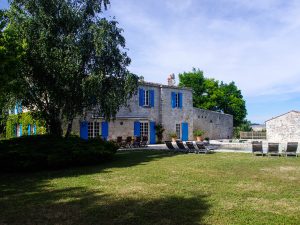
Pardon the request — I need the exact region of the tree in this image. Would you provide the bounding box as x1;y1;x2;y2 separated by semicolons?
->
0;9;25;137
4;0;138;137
178;68;247;126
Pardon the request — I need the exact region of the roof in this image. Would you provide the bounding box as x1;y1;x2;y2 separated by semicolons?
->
265;110;300;122
139;81;193;91
193;107;233;117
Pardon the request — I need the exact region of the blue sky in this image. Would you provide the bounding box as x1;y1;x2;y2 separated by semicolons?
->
2;0;300;124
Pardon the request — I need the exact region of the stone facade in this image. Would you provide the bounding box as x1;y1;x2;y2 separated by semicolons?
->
266;111;300;142
73;81;233;142
193;108;233;139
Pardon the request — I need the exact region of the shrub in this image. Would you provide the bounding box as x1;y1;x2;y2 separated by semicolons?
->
193;129;205;137
169;132;177;139
0;135;118;172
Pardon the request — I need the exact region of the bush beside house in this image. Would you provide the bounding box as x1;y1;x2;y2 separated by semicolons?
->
6;112;46;139
0;135;118;172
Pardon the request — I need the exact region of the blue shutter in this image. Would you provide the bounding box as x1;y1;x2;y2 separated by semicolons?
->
150;121;156;144
150;90;155;107
28;124;31;136
181;122;188;141
102;122;109;140
179;93;183;109
80;121;88;140
19;123;23;137
134;121;141;137
171;92;176;108
139;88;145;106
33;124;37;135
14;104;18;114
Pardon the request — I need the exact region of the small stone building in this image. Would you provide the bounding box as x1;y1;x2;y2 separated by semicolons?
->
266;110;300;142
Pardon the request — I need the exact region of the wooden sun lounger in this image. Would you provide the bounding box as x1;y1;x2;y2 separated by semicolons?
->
267;143;280;156
284;142;298;157
176;140;188;153
186;141;196;153
195;142;210;154
252;141;263;156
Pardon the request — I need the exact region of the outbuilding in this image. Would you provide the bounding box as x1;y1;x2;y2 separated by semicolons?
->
266;110;300;142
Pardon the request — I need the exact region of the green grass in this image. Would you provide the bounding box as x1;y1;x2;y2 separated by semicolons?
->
0;151;300;225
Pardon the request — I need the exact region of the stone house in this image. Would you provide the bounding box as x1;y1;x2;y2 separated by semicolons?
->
266;110;300;142
75;80;233;143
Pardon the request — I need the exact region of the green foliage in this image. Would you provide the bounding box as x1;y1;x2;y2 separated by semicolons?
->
178;68;247;126
5;112;46;139
233;120;253;138
169;132;177;139
3;0;138;136
193;129;205;137
0;135;118;171
154;123;165;144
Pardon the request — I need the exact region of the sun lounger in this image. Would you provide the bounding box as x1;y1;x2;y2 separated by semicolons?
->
267;143;280;156
132;136;141;148
141;136;148;147
176;140;188;153
195;142;210;154
165;141;175;151
252;141;263;155
284;142;298;157
116;136;127;148
186;141;196;153
125;136;133;148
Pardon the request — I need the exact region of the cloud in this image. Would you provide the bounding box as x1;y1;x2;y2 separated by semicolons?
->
108;0;300;101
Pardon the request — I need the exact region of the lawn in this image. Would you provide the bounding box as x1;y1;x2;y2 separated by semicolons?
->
0;151;299;225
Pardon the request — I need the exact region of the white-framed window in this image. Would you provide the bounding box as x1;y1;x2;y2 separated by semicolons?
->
88;122;101;138
140;122;149;138
144;90;150;106
176;124;181;139
175;93;180;108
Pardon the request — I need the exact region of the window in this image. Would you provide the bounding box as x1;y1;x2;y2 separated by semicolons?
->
88;122;101;138
171;92;182;109
176;124;181;139
139;88;154;107
144;90;150;106
175;93;180;108
140;122;149;138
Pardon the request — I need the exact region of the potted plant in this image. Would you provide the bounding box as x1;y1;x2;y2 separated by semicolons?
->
155;123;165;144
169;133;177;142
193;129;205;141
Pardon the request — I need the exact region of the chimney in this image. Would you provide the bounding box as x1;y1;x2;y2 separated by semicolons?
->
167;74;175;86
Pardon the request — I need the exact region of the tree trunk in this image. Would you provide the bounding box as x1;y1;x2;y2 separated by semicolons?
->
48;117;63;137
65;119;73;138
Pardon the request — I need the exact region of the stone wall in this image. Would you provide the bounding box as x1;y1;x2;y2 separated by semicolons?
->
193;108;233;139
266;111;300;142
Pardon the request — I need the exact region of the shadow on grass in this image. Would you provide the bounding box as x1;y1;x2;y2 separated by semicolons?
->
0;151;184;196
0;185;210;225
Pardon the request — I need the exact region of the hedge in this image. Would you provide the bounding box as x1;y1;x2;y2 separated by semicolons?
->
0;135;118;172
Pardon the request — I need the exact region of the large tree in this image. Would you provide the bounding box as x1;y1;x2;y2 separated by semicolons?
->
3;0;138;137
178;68;247;126
0;9;24;136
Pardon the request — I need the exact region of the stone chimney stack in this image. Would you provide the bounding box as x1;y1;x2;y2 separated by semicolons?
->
167;74;176;86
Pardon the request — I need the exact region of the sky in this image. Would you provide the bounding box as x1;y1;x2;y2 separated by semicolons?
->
1;0;300;124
